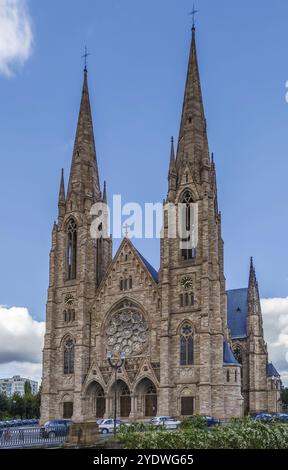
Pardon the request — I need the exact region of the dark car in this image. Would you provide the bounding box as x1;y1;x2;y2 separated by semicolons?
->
273;413;288;423
189;416;220;427
199;416;220;427
253;413;273;422
40;420;72;438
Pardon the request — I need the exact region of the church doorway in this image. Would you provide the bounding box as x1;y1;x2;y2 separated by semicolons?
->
86;382;106;419
136;378;157;418
111;380;131;418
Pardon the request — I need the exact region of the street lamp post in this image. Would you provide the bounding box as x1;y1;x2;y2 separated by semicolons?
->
107;351;126;436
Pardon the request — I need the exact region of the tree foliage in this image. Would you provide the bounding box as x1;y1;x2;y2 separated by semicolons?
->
0;387;41;420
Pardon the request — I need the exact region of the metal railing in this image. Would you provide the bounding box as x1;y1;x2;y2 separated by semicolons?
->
0;426;69;449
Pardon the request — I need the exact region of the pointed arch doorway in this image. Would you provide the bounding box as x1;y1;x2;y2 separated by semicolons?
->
110;379;131;418
136;378;157;418
86;382;105;419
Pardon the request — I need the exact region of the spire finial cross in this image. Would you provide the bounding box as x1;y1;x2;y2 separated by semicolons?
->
123;223;130;238
82;45;91;71
189;4;199;28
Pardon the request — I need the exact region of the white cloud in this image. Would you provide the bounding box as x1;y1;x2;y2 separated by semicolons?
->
0;306;44;382
261;297;288;386
0;0;33;76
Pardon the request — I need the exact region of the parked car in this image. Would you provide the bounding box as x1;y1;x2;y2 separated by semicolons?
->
253;413;273;422
272;413;288;423
98;419;128;434
199;416;220;427
40;420;72;438
96;419;105;425
150;416;181;430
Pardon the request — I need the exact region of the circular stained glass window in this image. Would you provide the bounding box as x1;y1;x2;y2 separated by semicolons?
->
106;301;149;356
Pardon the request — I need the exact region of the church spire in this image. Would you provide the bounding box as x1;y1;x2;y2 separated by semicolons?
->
58;168;65;219
67;68;101;207
176;25;209;172
247;257;264;336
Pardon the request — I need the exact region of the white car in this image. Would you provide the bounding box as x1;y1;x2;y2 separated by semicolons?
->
150;416;181;430
98;419;128;434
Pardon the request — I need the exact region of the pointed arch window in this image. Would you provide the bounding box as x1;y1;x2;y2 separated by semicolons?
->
64;337;75;375
66;219;77;280
180;323;194;366
180;191;195;261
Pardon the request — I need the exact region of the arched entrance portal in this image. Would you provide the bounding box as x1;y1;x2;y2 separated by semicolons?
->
111;380;131;418
86;382;105;419
136;378;157;418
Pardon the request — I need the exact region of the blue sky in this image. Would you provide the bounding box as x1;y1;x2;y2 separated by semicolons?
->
0;0;288;383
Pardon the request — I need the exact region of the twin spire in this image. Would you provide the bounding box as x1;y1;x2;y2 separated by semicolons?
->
58;67;105;214
59;25;208;214
169;25;210;183
67;68;101;203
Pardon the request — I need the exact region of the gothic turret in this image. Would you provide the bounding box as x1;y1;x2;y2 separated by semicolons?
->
167;137;177;201
247;257;264;338
58;168;66;220
246;257;269;413
102;180;107;204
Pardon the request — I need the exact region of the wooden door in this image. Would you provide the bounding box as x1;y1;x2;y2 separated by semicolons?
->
96;397;105;418
120;396;131;417
145;395;157;417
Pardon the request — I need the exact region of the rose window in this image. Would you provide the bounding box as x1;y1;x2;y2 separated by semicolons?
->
106;301;149;356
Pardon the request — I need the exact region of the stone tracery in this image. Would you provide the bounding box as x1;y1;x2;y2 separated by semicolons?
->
106;301;149;356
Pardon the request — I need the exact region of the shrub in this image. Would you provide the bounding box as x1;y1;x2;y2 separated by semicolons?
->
179;416;208;431
118;420;288;449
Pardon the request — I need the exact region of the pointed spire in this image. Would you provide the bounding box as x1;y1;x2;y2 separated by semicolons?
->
167;137;177;202
67;68;101;207
102;180;107;204
249;257;256;285
169;136;176;175
176;26;209;172
248;257;260;305
247;257;264;336
58;168;66;219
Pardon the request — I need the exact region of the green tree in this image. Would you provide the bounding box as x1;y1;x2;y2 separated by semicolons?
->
24;381;32;398
11;393;25;419
0;392;10;419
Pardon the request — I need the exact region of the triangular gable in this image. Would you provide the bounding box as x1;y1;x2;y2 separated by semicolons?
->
96;237;159;296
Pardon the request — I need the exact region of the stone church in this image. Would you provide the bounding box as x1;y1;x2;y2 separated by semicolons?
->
41;26;281;423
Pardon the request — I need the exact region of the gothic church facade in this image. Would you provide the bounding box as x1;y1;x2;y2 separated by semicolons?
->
41;26;281;423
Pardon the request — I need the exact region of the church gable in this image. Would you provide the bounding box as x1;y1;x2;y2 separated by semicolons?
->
90;238;161;366
94;238;159;304
132;357;160;388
